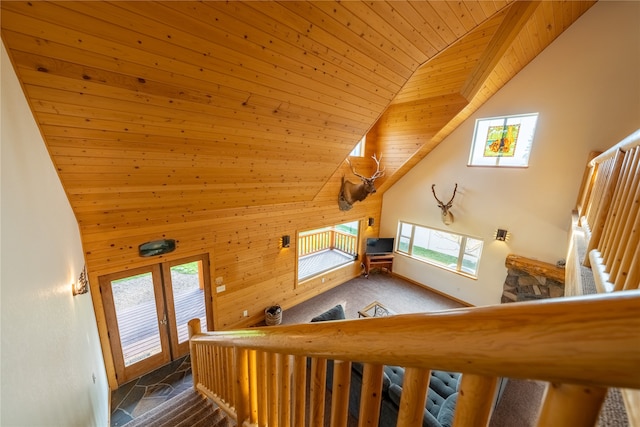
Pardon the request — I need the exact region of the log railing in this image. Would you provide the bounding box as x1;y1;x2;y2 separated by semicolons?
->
189;290;640;427
577;128;640;292
298;229;358;258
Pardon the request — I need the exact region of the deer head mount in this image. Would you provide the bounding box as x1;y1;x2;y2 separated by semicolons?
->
338;154;385;211
431;183;458;226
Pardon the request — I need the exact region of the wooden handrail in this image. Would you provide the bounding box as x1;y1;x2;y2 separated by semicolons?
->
191;291;640;390
189;291;640;426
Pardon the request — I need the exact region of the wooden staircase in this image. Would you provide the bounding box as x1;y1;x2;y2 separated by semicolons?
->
123;389;235;427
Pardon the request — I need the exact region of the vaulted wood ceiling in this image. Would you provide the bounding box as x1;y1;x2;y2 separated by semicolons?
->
2;1;595;230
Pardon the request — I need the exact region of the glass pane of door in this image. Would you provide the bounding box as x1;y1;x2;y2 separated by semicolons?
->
170;260;207;346
111;272;164;367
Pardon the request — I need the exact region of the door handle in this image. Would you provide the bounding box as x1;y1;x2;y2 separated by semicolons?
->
160;313;167;325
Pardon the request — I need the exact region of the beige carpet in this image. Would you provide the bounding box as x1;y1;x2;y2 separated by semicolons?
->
281;271;466;325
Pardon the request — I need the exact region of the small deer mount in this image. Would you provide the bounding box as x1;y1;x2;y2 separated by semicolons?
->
338;154;385;211
431;183;458;226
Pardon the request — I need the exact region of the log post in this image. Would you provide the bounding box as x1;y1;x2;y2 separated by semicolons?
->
537;383;608;426
453;374;498;426
505;254;565;283
397;368;430;427
188;318;201;389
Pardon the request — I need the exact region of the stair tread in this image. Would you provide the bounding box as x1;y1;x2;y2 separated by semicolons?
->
123;389;231;427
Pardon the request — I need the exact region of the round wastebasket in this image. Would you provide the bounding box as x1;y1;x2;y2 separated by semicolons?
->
265;305;282;326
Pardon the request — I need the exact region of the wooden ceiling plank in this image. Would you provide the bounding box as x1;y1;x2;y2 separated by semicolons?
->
428;2;468;39
239;0;409;89
537;2;557;48
408;2;459;47
464;1;493;25
460;1;541;101
30;101;355;149
2;4;381;122
13;61;372;133
26;86;362;142
279;1;414;80
107;1;397;107
383;2;449;54
40;126;349;159
366;1;440;59
47;139;341;165
390;10;505;105
35;113;351;151
336;1;429;65
448;2;484;31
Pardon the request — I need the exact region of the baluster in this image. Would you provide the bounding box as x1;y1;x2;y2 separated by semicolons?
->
309;357;327;427
267;352;279;427
206;345;214;394
248;349;258;425
601;148;637;260
453;374;498;427
278;354;292;427
234;347;250;426
605;149;639;276
293;355;307;427
624;251;640;290
214;346;222;399
357;363;384;427
585;149;625;266
330;360;352;427
226;347;235;408
610;150;640;285
537;383;607;426
396;367;430;427
256;350;268;427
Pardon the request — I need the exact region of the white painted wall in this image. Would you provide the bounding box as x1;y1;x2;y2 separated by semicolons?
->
1;42;109;426
381;1;640;307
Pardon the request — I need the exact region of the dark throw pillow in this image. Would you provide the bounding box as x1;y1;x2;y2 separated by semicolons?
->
310;304;346;322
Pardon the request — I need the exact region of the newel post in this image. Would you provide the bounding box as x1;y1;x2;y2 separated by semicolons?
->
188;318;202;389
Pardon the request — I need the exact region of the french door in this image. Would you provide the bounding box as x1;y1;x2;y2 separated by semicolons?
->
99;254;212;384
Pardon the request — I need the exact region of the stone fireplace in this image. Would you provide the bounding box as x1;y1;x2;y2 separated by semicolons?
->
501;254;565;303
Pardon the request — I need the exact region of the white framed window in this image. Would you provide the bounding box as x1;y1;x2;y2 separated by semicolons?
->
349;135;365;157
468;113;539;167
396;221;483;277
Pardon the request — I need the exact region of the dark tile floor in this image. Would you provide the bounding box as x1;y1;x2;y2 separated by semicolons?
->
110;355;193;427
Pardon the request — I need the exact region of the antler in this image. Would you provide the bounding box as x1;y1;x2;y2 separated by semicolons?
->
431;183;458;207
346;154;385;180
370;153;385;179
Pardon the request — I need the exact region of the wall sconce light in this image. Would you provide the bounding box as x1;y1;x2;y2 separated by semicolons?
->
494;229;510;242
368;217;375;227
72;265;89;296
281;235;290;248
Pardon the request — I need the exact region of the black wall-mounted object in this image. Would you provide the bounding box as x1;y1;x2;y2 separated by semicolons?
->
139;239;176;257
